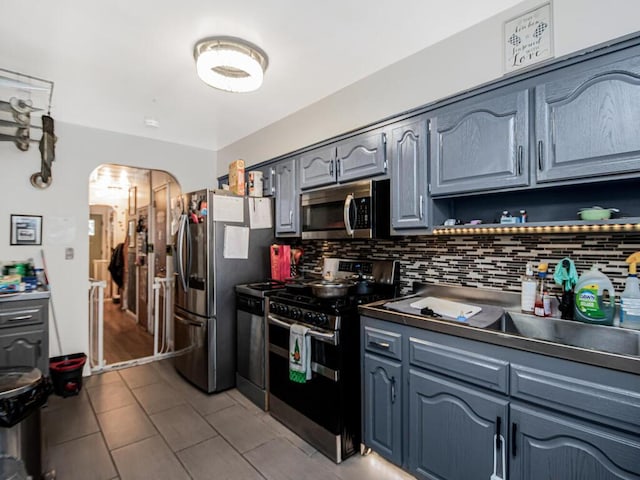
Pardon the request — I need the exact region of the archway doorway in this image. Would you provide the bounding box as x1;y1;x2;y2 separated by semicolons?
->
88;164;181;369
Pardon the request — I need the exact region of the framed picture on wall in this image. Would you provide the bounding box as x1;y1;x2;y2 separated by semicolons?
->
504;2;554;73
10;215;42;246
128;186;137;216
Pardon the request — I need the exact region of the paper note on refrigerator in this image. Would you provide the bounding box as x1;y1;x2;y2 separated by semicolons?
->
212;194;244;223
223;225;249;259
248;198;273;229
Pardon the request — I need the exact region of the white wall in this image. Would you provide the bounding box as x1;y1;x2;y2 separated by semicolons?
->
0;122;215;362
217;0;640;169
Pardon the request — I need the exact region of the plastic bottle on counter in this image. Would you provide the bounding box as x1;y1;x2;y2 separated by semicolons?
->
520;262;537;313
620;252;640;330
574;265;616;326
534;263;549;317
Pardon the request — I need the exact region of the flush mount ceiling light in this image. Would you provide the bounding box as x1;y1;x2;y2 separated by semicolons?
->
194;37;268;93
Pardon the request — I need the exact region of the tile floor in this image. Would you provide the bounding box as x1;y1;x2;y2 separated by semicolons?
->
42;359;416;480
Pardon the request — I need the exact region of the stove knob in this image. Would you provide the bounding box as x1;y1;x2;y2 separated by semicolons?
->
303;312;313;323
290;308;301;320
269;302;277;313
280;305;290;317
317;313;329;327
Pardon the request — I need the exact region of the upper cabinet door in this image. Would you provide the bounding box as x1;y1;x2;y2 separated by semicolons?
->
390;116;428;230
336;130;387;183
535;55;640;183
430;89;530;196
274;158;300;236
299;145;336;190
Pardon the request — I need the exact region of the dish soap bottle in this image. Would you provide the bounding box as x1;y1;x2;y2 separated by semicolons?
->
521;262;537;313
574;265;616;325
534;263;548;317
620;252;640;330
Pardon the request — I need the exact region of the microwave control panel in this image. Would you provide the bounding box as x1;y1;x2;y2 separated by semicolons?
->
353;197;371;228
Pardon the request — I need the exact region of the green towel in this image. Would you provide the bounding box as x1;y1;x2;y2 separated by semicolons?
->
554;257;578;291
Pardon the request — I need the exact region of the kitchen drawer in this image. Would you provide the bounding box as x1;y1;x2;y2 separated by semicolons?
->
511;363;640;434
0;300;47;329
409;337;509;394
364;326;402;360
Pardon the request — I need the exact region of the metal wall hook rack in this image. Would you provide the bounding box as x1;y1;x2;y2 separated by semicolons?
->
0;68;57;188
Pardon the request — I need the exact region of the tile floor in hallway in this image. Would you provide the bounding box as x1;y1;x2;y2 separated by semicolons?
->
42;359;416;480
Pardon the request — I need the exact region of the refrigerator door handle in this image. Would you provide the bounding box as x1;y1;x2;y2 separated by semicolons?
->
185;215;193;284
177;214;188;291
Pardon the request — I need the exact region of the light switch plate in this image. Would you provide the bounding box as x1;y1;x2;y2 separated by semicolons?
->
65;247;74;260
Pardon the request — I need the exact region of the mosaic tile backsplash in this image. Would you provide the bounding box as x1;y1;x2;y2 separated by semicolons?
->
292;234;640;297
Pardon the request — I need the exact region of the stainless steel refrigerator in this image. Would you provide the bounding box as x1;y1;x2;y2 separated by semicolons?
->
173;189;273;393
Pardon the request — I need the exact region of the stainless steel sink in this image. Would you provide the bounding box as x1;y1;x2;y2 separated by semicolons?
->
503;311;640;356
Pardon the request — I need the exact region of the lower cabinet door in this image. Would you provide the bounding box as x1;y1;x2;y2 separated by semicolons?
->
408;369;508;480
0;330;43;370
363;353;402;465
510;403;640;480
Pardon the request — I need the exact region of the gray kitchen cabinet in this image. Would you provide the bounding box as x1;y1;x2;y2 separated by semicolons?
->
408;369;508;480
361;314;640;480
299;145;336;190
363;352;402;465
0;330;44;372
535;55;640;183
510;403;640;479
299;130;387;190
430;88;530;196
390;116;429;230
0;296;49;375
274;157;300;236
336;129;387;183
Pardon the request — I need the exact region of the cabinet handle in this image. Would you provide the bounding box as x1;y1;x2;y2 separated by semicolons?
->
336;158;341;177
36;340;42;357
495;416;502;449
511;423;517;457
419;195;424;219
391;377;396;403
329;159;334;176
537;141;543;171
9;315;34;322
370;341;390;349
270;168;276;194
517;146;523;175
289;210;293;225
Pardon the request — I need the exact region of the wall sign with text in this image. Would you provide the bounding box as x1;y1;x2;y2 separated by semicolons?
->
504;2;554;73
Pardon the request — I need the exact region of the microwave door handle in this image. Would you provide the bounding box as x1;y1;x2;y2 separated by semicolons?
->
344;194;355;236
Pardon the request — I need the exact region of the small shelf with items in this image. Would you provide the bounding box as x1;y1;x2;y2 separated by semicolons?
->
430;179;640;235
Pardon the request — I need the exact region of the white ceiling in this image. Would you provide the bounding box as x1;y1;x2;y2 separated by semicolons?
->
1;0;522;151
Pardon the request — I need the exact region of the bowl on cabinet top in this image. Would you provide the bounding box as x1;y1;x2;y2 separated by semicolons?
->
578;206;620;221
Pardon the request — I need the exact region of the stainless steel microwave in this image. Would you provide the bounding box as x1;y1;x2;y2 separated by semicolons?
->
301;179;390;240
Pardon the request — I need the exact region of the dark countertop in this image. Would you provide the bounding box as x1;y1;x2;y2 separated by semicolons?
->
360;299;640;376
0;289;50;303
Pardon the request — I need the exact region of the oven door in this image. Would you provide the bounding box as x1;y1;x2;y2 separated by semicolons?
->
267;314;342;434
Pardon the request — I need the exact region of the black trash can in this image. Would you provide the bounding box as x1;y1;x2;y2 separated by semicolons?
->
0;367;51;479
49;353;87;398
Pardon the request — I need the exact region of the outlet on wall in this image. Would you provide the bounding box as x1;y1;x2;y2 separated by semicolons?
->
65;247;74;260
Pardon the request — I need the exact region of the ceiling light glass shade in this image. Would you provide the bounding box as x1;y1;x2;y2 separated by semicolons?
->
194;37;268;93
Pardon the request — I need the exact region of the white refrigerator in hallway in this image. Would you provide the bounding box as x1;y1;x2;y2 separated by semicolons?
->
173;189;273;393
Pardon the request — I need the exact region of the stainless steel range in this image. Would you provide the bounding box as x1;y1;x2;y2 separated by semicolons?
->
267;258;399;463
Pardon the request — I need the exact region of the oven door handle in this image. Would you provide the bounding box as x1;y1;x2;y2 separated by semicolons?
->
343;194;355;237
267;315;339;346
269;344;340;382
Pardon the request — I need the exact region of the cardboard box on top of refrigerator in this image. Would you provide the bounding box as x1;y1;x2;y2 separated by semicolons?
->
229;159;245;195
270;244;291;281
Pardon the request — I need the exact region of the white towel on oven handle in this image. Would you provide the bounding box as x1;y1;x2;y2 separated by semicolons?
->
289;323;312;381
